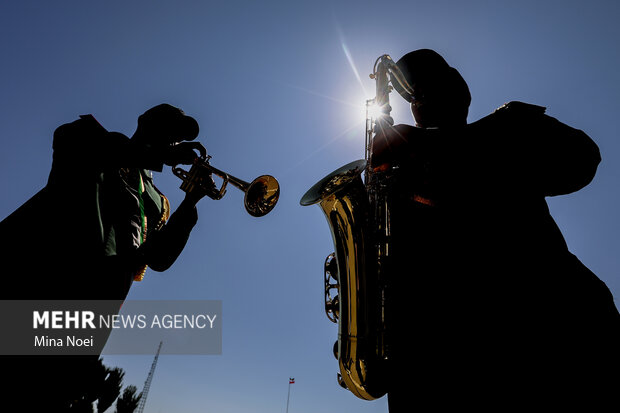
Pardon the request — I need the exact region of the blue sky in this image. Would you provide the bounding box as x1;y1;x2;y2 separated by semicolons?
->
2;1;620;412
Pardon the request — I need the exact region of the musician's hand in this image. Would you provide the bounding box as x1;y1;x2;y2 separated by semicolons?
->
162;141;207;166
183;173;219;205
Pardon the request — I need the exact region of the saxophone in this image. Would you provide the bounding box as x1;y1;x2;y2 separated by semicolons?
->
300;55;414;400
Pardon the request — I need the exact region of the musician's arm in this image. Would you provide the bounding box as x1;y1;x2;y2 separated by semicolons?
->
489;102;601;197
135;197;199;272
371;104;601;198
527;117;600;197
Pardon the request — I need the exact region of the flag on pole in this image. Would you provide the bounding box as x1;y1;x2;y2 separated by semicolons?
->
286;377;295;413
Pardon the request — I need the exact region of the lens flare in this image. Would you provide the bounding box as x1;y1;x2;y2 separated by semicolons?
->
366;101;381;120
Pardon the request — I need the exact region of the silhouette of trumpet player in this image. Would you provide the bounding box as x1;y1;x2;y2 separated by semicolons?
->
0;103;216;300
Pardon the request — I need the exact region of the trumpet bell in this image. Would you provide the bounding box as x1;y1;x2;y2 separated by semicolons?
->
173;154;280;217
244;175;280;217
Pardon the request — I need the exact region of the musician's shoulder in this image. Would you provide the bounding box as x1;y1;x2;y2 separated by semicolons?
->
391;123;418;133
493;101;547;116
469;101;547;130
378;123;418;139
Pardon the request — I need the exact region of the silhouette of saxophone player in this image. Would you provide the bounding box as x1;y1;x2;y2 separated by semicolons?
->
371;49;620;410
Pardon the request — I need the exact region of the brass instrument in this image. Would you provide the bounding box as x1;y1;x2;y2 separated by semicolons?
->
300;55;414;400
173;154;280;217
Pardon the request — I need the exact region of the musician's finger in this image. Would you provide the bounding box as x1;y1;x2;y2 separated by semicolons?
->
188;141;207;158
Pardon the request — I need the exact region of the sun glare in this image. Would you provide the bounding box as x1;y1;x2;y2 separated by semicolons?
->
366;100;382;120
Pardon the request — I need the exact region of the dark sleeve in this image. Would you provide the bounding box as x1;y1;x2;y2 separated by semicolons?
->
477;102;601;197
135;199;199;272
372;102;601;198
521;110;600;196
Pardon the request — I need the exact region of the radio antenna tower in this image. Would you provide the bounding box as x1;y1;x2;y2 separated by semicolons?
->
136;341;163;413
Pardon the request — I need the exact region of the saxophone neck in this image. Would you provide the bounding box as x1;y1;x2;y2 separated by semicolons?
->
366;55;398;182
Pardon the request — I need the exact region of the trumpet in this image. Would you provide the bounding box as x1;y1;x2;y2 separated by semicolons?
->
172;154;280;217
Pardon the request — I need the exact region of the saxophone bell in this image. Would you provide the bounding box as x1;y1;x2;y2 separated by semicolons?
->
301;159;387;400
